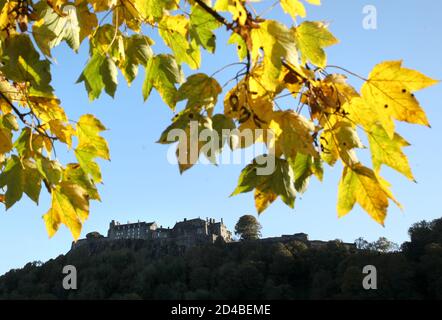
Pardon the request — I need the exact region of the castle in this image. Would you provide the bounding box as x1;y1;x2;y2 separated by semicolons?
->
72;217;233;249
72;217;356;251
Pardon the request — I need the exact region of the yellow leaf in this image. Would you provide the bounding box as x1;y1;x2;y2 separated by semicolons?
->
367;123;414;180
320;121;362;167
48;119;75;148
280;0;321;20
254;188;277;214
337;164;398;225
269;110;317;159
43;182;89;240
361;60;438;137
0;126;13;154
293;21;338;68
251;20;299;92
214;0;247;25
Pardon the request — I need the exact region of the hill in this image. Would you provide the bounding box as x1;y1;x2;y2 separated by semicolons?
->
0;217;442;300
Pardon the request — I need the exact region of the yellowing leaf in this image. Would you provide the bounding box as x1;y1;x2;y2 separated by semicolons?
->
43;181;89;240
33;2;81;56
0;156;42;209
294;21;338;68
77;52;118;100
120;34;153;85
75;114;110;182
269;110;318;159
232;156;297;212
0;126;13;154
1;34;53;94
190;4;221;53
367;123;414;180
214;0;247;25
289;152;323;193
177;73;222;112
143;54;184;108
280;0;322;20
159;15;200;69
337;164;398;225
254;187;277;214
361;60;438;137
251;20;299;92
320;121;363;167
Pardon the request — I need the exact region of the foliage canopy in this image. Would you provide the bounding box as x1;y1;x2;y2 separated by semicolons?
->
0;0;438;239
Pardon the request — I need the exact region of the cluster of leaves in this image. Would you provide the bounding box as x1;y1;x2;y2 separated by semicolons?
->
0;0;438;239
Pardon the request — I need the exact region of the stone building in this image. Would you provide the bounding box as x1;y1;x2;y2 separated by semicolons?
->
107;220;157;240
106;217;232;246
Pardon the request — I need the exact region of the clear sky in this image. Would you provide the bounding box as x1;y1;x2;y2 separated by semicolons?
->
1;0;441;276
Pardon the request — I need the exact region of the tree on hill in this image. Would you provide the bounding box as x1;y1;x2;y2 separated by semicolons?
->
234;214;262;241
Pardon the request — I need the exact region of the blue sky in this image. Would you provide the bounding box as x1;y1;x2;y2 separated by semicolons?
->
0;0;441;276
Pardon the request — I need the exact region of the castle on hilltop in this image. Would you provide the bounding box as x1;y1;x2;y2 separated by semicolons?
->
108;217;232;246
72;217;356;251
72;217;233;249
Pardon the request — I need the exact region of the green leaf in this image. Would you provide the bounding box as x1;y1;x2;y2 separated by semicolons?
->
232;156;297;212
120;34;153;85
177;73;222;111
227;33;247;61
190;3;221;53
142;54;184;108
133;0;178;21
367;123;414;180
77;53;118;100
158;14;200;69
0;124;13;154
35;156;63;186
211;113;236;151
289;153;323;193
64;163;100;201
101;56;118;97
33;2;81;56
0;156;41;209
0;34;53;94
294;21;338;68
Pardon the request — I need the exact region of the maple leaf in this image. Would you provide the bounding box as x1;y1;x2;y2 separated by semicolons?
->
280;0;321;20
43;181;89;240
251;20;299;91
337;164;399;225
143;54;184;108
232;155;297;213
268;110;318;159
367;124;414;181
158;15;200;69
360;60;438;137
74;114;110;183
33;2;81;57
0;156;42;209
293;21;338;68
